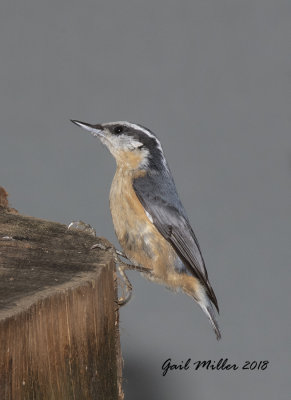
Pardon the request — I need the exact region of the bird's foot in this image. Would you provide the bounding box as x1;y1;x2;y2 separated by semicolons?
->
91;243;133;305
91;242;151;305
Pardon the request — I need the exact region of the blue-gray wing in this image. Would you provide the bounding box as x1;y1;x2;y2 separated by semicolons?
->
133;169;219;311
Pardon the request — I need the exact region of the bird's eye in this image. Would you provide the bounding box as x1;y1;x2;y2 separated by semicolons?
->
113;126;124;134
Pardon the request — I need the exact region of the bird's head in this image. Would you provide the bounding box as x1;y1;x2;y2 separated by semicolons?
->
71;120;166;171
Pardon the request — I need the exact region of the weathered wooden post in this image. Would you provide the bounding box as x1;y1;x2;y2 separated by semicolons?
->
0;187;123;400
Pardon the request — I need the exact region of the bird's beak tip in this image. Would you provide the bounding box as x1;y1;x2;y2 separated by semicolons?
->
70;119;103;136
70;119;85;127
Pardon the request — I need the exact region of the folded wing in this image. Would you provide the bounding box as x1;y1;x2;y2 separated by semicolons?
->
133;170;219;312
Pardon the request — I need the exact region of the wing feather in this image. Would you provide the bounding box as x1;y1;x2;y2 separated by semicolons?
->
133;170;219;312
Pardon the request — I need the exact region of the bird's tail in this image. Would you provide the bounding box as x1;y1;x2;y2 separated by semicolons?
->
199;301;221;340
194;285;221;340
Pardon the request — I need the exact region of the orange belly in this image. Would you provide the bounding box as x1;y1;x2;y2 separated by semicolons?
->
109;168;173;276
109;167;200;296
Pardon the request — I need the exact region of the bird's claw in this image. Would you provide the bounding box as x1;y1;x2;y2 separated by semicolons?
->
90;242;133;305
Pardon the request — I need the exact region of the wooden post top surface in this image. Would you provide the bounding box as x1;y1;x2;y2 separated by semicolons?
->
0;207;113;320
0;188;123;400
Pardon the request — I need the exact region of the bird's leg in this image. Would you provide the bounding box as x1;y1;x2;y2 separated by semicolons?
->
113;250;152;274
91;243;132;305
115;249;127;258
111;253;152;305
91;243;151;306
66;223;136;304
116;264;133;306
91;243;150;273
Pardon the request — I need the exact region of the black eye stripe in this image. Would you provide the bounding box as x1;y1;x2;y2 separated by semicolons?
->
113;125;124;134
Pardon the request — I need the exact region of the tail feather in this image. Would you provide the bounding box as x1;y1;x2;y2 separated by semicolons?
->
183;278;221;339
199;301;221;340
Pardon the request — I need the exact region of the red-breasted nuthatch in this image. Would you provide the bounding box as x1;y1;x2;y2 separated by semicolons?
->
71;120;221;339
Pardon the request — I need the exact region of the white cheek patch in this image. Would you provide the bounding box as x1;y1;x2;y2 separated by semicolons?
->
103;132;150;168
120;134;143;150
106;122;169;172
108;134;143;151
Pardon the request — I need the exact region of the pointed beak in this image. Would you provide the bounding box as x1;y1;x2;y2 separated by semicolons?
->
70;120;104;137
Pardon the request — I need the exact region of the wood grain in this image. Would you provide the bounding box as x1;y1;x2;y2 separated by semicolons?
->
0;205;123;400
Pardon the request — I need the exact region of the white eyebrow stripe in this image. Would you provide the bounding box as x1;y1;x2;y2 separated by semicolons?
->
105;120;169;171
104;121;156;138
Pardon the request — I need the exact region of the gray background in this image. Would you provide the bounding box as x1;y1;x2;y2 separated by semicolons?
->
1;0;290;399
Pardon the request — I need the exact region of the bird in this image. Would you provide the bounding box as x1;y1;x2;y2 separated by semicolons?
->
71;119;221;340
